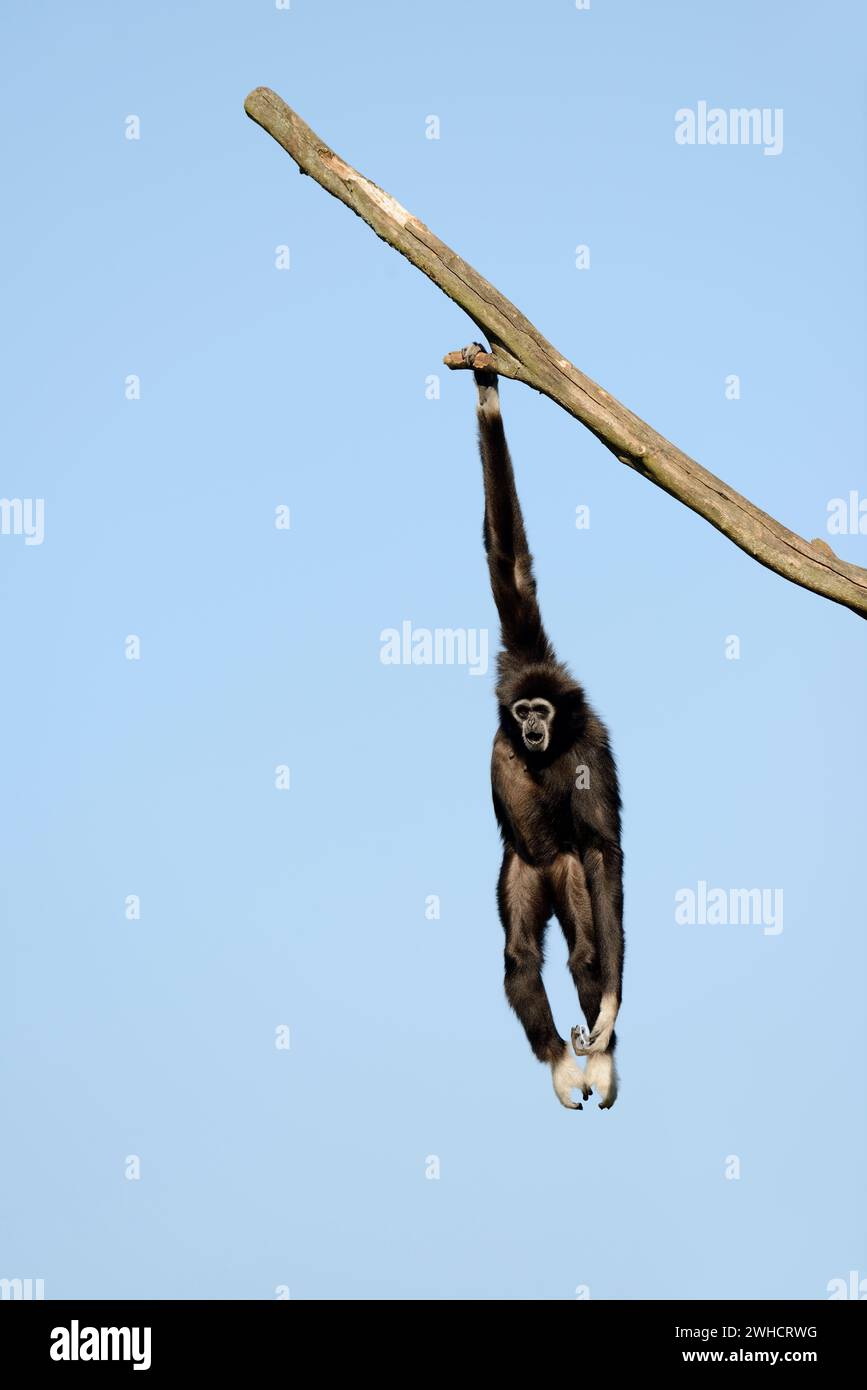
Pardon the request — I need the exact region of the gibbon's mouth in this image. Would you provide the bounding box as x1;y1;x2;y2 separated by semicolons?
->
525;730;545;748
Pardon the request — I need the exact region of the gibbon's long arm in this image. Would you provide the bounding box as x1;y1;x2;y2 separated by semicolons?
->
244;87;867;621
470;352;554;665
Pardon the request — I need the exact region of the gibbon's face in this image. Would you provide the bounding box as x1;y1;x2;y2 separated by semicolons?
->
511;697;555;753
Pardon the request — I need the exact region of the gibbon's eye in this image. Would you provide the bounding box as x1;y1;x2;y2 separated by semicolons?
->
513;703;530;722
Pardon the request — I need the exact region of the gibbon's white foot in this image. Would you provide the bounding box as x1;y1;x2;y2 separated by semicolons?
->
570;993;619;1056
584;1051;619;1110
550;1046;591;1109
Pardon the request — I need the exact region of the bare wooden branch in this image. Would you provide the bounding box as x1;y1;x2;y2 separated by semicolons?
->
244;86;867;620
443;349;498;373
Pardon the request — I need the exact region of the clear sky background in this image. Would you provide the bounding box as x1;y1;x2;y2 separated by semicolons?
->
2;0;865;1300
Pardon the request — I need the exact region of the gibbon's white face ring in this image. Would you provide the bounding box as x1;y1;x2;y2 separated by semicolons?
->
511;697;555;753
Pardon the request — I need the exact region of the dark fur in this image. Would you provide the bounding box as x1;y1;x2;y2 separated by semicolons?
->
473;362;624;1073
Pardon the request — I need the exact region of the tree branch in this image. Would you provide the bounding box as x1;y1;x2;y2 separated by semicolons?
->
244;86;867;620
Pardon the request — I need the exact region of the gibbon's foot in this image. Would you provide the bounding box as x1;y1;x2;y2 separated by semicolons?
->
584;1051;619;1110
550;1047;592;1109
571;996;618;1056
571;1023;614;1055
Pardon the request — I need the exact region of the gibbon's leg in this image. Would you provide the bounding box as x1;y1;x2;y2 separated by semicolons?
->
571;844;623;1057
497;850;589;1109
550;853;619;1110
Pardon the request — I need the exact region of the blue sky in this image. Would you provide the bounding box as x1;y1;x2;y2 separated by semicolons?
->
1;0;865;1300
